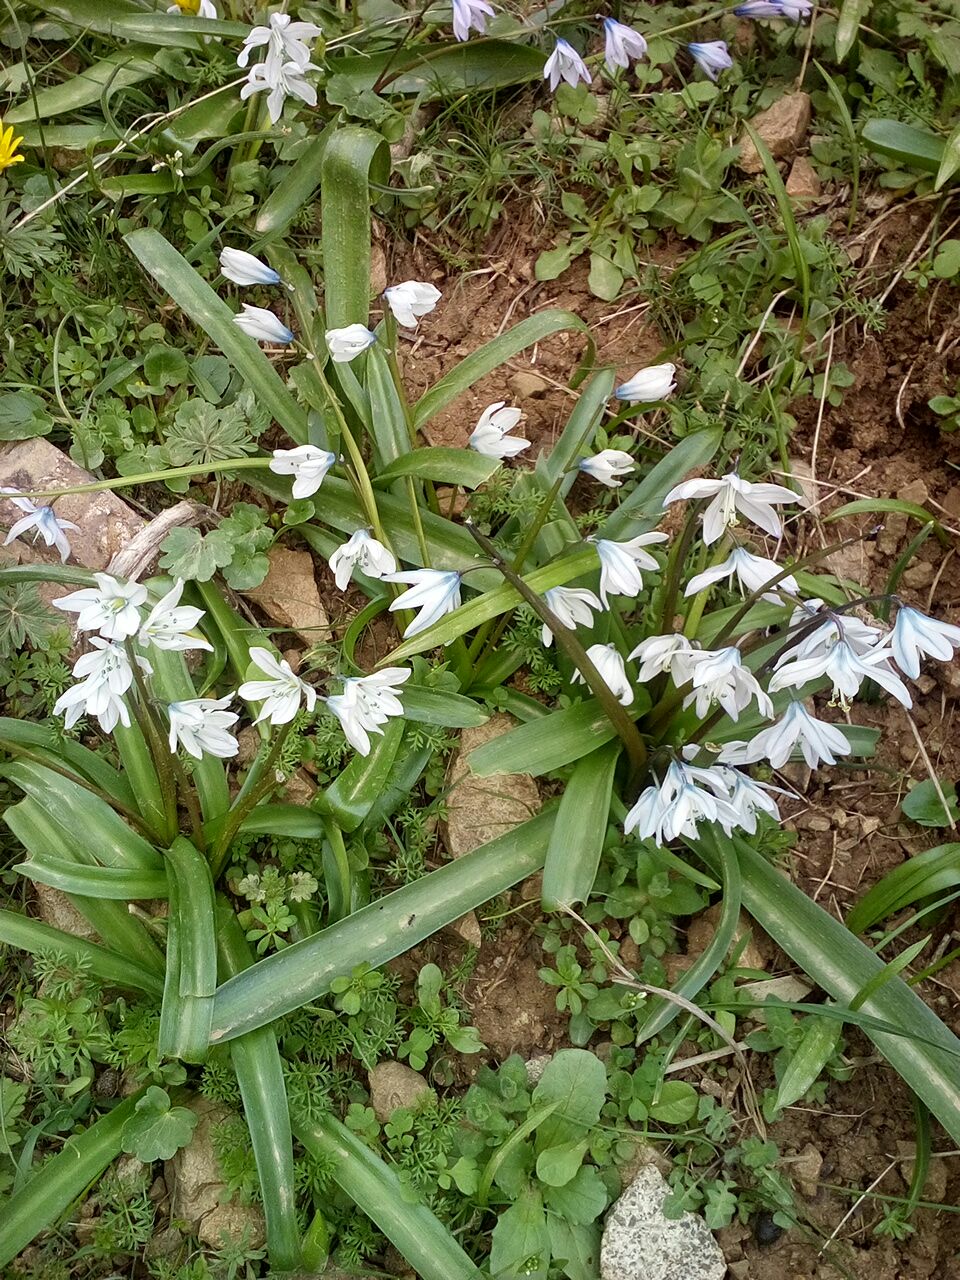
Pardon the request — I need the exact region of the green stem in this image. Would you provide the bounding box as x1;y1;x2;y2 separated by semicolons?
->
210;721;295;878
126;645;179;844
466;523;647;776
18;455;271;501
321;817;353;924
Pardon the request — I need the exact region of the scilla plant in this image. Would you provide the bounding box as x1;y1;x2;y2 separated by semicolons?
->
3;227;960;1278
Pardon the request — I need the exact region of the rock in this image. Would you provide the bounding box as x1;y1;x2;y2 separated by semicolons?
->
367;1061;433;1122
600;1164;726;1280
507;370;550;399
198;1203;265;1251
525;1053;553;1086
897;1140;948;1202
166;1100;265;1248
35;881;99;941
444;910;482;948
242;546;329;646
902;560;935;589
443;714;541;859
685;906;768;972
898;479;930;506
615;1139;673;1186
737;93;812;174
790;1143;823;1198
0;439;144;608
785;156;821;200
740;975;812;1005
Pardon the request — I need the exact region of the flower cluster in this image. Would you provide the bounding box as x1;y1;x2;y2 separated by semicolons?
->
237;12;323;124
48;574;414;762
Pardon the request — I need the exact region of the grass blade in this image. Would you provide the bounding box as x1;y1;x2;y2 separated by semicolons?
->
210;809;555;1041
846;843;960;934
294;1113;483;1280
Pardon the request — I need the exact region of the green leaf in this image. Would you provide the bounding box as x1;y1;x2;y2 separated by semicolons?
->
375;447;501;490
541;1166;607;1225
254;130;332;239
124;228;308;443
490;1188;549;1279
401;686;489;728
546;1219;600;1280
13;855;167;900
587;253;623;302
332;40;547;97
0;391;52;440
861;119;944;175
159;526;234;582
532;1050;607;1148
325;718;405;832
542;742;619;911
211;810;555;1041
321;126;391;331
649;1080;698;1125
295;1113;483;1280
772;1016;843;1114
599;428;722;541
0;909;163;997
835;0;872;59
536;244;577;281
535;1139;588;1187
846;843;960;934
902;779;960;827
121;1087;198;1162
5;51;156;121
469;700;620;777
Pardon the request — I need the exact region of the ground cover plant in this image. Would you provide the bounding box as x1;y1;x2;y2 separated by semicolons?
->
3;0;960;1277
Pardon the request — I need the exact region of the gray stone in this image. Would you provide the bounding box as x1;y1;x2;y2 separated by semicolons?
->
738;93;812;174
368;1061;434;1122
198;1202;266;1251
508;370;550;399
166;1099;265;1248
35;881;99;941
600;1164;726;1280
443;714;541;859
785;156;821;199
242;546;329;646
524;1053;553;1086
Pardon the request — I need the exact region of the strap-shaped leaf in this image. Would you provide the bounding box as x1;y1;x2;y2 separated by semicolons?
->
13;855;168;901
321;126;390;330
542;742;620;911
375;447;500;490
0;909;163;996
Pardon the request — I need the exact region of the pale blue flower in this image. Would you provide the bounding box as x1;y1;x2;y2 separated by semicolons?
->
578;449;635;488
233;303;294;344
688;40;733;80
719;701;852;769
543;38;592;92
734;0;811;19
615;362;676;402
219;248;281;286
325;324;376;363
891;606;960;679
2;491;78;563
603;18;647;70
452;0;494;42
385;569;462;637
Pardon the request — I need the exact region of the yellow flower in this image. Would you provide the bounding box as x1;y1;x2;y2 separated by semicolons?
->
172;0;201;11
0;121;25;174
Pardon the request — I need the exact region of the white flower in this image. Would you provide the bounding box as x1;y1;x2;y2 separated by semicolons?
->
688;41;733;80
543;38;592;91
219;247;281;286
683;646;774;721
603;18;647;70
578;449;635;488
721;769;782;835
53;572;147;641
53;639;150;734
592;533;668;605
328;529;397;591
238;647;317;726
719;701;853;769
734;0;811;19
662;471;799;545
384;280;442;328
541;586;602;646
469;402;530;459
326;668;411;756
232;303;294;345
385;569;462;638
240;58;319;125
1;490;79;563
572;642;634;706
614;361;676;403
629;633;701;685
769;638;912;708
891;606;960;679
237;12;323;72
684;546;798;604
625;761;739;845
139;579;212;652
325;324;376;363
783;599;884;662
269;445;336;499
168;697;239;760
451;0;494;40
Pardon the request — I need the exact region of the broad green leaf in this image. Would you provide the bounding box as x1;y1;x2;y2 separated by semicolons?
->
0;909;163;997
239;804;328;840
902;779;959;827
159;841;215;1063
364;342;410;467
649;1080;698;1125
701;833;960;1146
332;40;547;97
469;700;620;777
935;119;960;190
546;1219;600;1280
121;1087;198;1162
13;855;167;900
413;311;593;431
255;129;333;238
846;843;960;934
599;427;722;540
535;1139;588;1187
5;52;155;121
218;903;301;1273
375;447;500;490
401;686;489;728
0;717;133;807
536;368;616;488
533;1050;607;1149
321;126;390;330
166;839;217;998
836;0;871;59
490;1188;549;1280
825;497;941;529
772;1015;842;1114
542;742;619;911
211;810;555;1040
125;228;308;443
541;1166;608;1225
0;1091;142;1268
325;717;405;832
861;119;944;174
295;1113;483;1280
